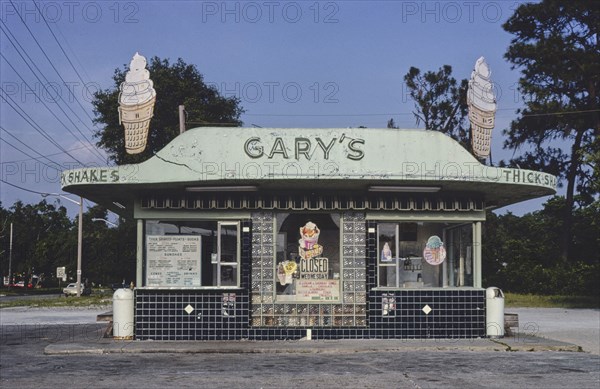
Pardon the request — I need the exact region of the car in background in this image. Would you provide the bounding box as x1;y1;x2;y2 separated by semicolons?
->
63;283;91;297
111;281;129;291
11;281;33;288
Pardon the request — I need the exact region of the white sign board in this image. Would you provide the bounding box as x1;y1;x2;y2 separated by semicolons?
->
295;279;340;301
146;236;201;287
56;267;66;282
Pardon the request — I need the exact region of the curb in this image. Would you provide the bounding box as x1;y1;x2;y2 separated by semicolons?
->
44;336;582;355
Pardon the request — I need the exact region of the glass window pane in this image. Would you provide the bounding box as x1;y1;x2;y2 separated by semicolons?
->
144;220;241;287
220;265;237;286
275;213;340;302
378;223;397;287
447;224;473;287
378;266;397;287
219;223;239;263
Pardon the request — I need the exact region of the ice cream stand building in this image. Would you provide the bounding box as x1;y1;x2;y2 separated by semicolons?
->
61;126;556;340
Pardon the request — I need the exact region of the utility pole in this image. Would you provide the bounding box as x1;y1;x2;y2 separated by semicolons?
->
43;193;84;297
77;197;83;297
8;223;12;288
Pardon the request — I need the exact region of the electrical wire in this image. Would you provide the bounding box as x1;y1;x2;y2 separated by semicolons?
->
32;0;93;109
0;88;86;165
1;136;60;171
243;108;600;118
0;178;55;196
0;126;62;167
0;52;107;164
8;0;97;127
0;21;106;163
0;144;88;165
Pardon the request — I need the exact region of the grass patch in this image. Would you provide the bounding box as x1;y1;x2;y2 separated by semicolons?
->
0;288;63;296
505;293;600;309
0;291;113;309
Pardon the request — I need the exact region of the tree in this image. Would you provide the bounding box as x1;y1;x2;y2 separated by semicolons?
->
82;205;136;285
93;56;244;165
503;0;600;261
403;65;470;150
2;200;75;283
387;118;398;129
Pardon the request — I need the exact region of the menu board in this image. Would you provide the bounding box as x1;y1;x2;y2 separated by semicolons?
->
295;279;340;301
146;235;201;287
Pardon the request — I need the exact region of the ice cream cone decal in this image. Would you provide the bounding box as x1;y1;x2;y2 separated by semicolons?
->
467;56;497;159
423;235;446;265
118;52;156;154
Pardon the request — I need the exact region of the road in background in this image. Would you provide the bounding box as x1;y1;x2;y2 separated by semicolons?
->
0;306;108;325
508;308;600;355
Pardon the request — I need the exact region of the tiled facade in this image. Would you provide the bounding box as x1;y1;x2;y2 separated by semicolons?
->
135;214;485;340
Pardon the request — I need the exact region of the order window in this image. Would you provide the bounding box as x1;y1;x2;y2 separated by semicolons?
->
144;220;240;287
377;222;473;288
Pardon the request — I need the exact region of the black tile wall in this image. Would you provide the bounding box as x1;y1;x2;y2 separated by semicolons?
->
135;289;485;340
135;289;250;340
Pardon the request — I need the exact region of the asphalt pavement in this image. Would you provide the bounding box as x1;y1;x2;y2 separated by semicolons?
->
2;306;599;388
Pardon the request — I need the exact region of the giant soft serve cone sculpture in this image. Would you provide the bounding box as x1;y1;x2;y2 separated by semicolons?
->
118;52;156;154
467;57;497;159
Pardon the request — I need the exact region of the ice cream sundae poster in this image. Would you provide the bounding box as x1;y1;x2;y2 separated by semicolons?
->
118;52;157;154
277;220;339;301
423;235;446;266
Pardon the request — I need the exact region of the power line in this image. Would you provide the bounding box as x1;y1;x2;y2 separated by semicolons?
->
0;87;86;165
0;126;61;167
0;178;55;196
8;0;97;128
0;21;106;163
0;52;107;163
243;108;600;118
1;136;60;171
0;143;88;165
32;0;92;106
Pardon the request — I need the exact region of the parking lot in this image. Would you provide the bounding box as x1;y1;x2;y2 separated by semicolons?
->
0;306;598;388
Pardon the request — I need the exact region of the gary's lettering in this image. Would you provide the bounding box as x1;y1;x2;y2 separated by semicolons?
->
244;135;365;161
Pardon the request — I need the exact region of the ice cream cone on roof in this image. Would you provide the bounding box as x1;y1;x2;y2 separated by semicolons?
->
467;57;497;159
118;52;156;154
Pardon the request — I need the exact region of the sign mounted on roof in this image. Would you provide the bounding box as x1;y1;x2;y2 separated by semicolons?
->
467;56;497;159
118;52;157;155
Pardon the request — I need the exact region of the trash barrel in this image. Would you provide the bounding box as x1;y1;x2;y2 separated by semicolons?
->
113;288;134;339
486;287;505;338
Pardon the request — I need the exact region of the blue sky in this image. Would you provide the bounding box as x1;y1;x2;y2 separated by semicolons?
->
0;0;556;216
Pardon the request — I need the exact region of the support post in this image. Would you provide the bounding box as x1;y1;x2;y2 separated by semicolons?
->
473;222;482;288
136;219;143;287
76;197;83;297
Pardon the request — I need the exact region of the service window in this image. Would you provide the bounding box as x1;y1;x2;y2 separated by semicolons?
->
275;213;341;302
145;220;240;287
376;222;473;288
